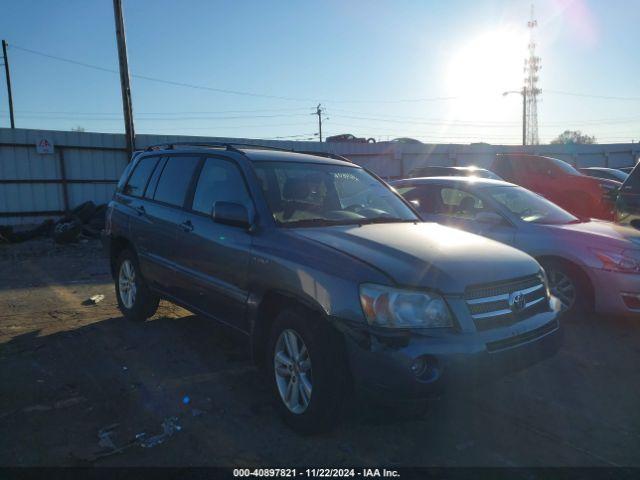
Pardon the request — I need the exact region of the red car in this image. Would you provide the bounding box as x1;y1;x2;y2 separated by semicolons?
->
490;154;619;220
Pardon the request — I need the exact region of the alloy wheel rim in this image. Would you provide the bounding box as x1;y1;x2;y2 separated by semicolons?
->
274;329;313;414
548;268;576;311
118;259;137;309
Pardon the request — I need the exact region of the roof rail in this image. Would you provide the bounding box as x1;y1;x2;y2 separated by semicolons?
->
143;141;293;154
296;151;354;163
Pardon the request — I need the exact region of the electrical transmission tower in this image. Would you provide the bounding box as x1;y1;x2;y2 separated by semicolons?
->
524;4;541;145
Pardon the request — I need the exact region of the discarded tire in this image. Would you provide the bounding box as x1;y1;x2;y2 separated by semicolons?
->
53;217;83;244
72;201;96;224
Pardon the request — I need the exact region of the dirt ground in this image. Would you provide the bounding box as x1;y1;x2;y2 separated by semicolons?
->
0;238;639;467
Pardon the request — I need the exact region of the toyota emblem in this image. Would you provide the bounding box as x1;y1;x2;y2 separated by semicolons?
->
509;291;526;312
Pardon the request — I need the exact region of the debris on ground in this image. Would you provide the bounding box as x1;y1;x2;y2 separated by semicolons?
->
138;416;182;449
83;294;105;306
1;201;108;246
98;424;119;450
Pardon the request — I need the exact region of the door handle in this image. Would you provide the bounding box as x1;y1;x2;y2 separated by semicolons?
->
135;205;146;216
180;220;194;233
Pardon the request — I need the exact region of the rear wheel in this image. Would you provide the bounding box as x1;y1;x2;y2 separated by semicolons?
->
115;250;159;321
266;307;348;434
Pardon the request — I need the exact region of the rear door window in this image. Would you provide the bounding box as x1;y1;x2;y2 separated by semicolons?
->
440;187;485;219
123;156;160;197
153;155;201;208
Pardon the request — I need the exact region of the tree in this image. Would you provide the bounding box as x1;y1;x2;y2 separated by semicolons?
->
550;130;596;145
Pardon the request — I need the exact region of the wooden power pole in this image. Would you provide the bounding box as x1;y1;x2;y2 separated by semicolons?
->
113;0;136;157
2;40;15;129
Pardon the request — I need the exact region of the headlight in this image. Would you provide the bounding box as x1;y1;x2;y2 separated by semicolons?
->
592;248;640;273
359;284;453;328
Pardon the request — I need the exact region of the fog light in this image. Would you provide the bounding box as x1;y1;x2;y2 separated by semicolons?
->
621;293;640;310
410;357;427;377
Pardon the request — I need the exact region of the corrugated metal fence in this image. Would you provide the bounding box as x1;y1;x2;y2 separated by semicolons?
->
1;127;639;225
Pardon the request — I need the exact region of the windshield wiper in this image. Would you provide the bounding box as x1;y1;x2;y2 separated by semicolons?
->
281;218;356;228
356;217;418;225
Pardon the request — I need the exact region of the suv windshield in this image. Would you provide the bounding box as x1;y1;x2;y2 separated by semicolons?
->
487;185;579;224
252;161;418;226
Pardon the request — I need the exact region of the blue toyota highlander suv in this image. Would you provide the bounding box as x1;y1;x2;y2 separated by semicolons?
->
103;142;562;433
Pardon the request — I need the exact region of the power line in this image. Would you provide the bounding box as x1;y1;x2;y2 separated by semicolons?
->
546;90;640;101
10;44;461;104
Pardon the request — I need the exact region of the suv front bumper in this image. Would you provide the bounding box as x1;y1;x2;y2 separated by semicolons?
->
342;309;562;400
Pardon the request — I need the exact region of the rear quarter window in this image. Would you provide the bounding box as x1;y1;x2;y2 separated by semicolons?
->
123;156;160;197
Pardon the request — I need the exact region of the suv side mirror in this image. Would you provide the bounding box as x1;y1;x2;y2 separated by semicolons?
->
212;201;251;229
475;211;505;226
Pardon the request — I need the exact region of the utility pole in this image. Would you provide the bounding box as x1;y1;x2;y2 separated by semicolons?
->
315;104;323;142
2;40;15;129
113;0;136;157
502;89;527;146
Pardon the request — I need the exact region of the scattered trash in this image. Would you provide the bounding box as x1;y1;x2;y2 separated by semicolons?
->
23;396;86;414
54;396;86;409
182;395;190;405
82;294;105;306
139;416;182;449
98;424;119;450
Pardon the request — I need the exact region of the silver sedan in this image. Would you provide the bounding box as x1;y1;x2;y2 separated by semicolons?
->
392;177;640;316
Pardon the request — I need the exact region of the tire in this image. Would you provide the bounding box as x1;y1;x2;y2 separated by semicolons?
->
114;249;159;322
266;307;348;434
72;201;96;224
53;216;83;244
540;259;591;315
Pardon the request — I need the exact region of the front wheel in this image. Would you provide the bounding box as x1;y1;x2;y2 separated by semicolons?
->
114;250;159;321
541;259;590;315
266;307;348;434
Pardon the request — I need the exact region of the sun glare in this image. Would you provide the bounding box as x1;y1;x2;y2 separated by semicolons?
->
446;27;528;120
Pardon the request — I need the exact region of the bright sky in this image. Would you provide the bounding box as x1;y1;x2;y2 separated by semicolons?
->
1;0;639;144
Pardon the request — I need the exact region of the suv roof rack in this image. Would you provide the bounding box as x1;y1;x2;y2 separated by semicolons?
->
296;151;354;163
143;141;294;154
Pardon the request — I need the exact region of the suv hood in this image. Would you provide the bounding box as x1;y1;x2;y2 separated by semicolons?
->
292;223;539;294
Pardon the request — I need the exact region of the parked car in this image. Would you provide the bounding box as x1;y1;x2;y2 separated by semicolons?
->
579;167;628;183
103;142;561;433
616;163;640;229
326;133;376;143
490;154;619;220
408;165;503;180
393;176;640;315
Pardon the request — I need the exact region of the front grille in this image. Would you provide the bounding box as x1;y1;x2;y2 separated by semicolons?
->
464;274;548;331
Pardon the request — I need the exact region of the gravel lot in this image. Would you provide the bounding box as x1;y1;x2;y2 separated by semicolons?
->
1;238;639;467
